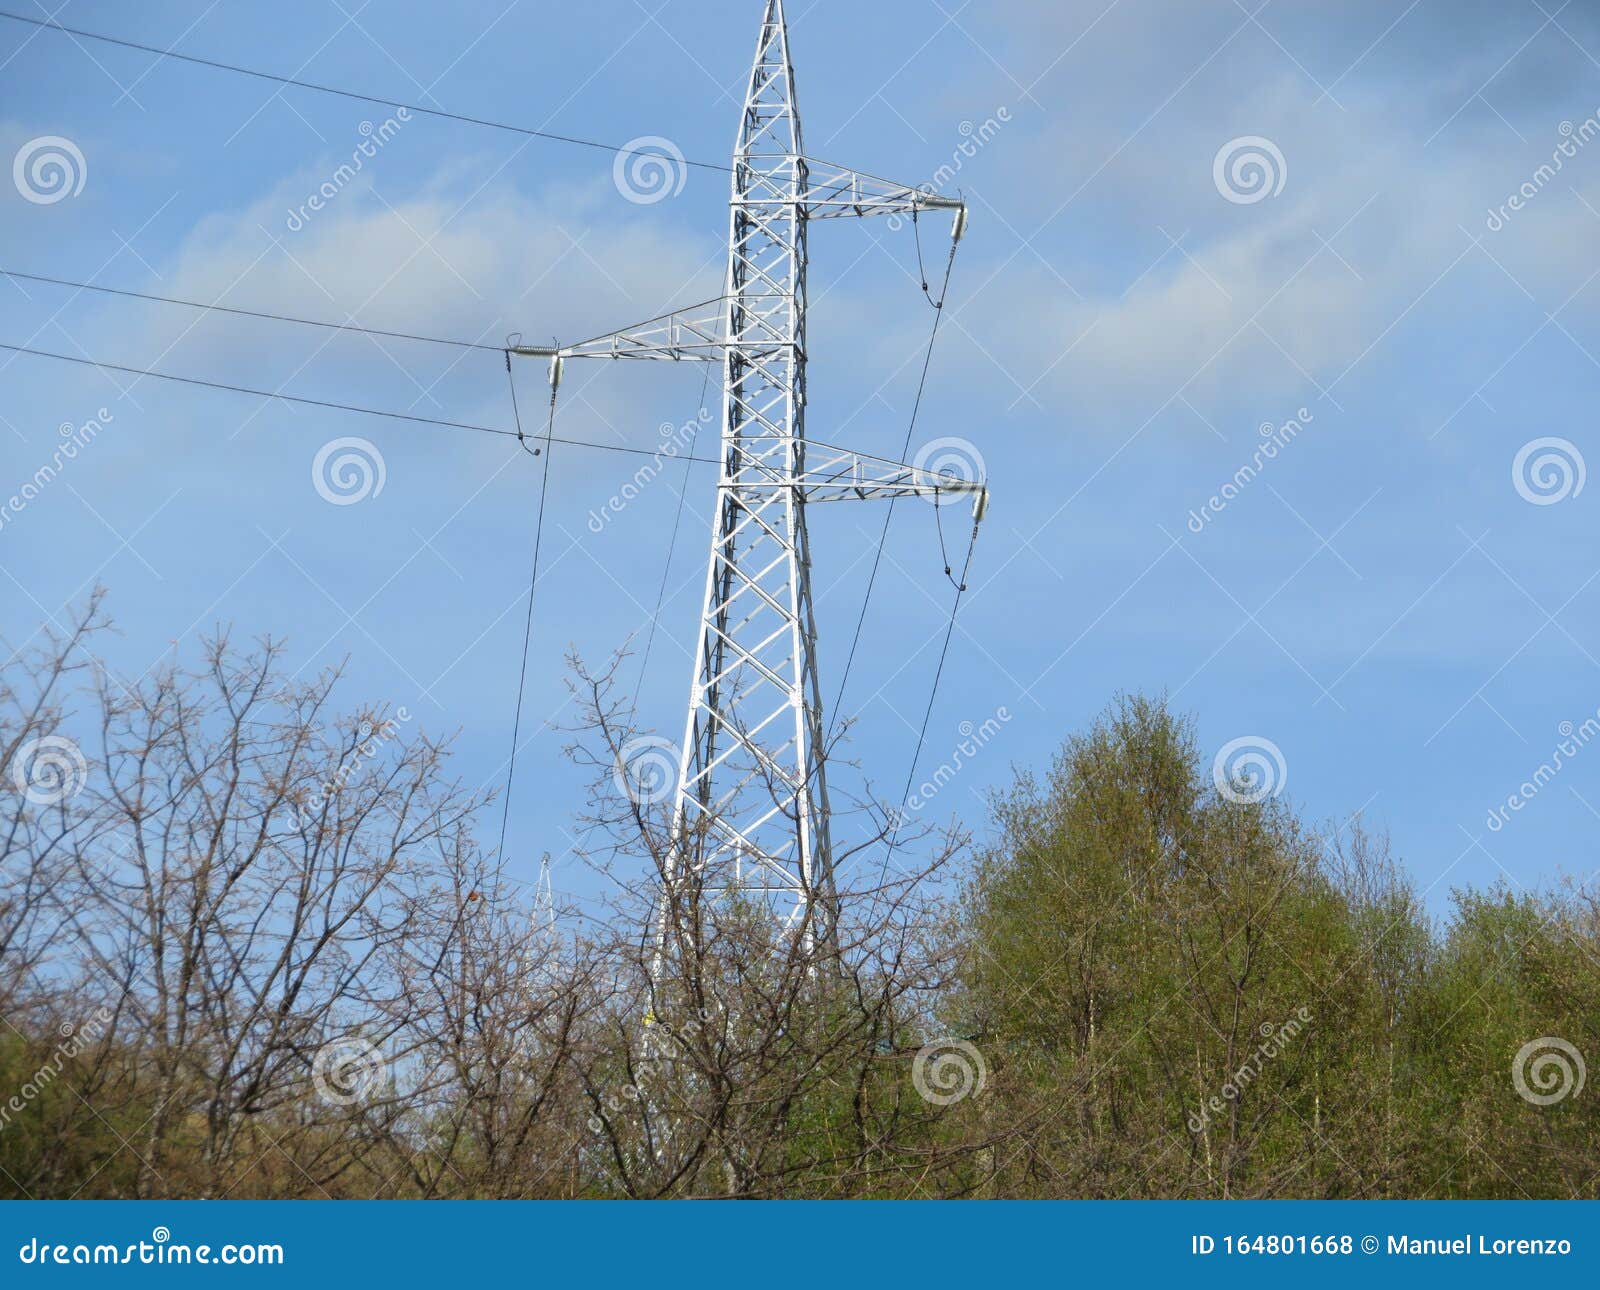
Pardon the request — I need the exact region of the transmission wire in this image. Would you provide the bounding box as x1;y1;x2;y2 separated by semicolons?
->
826;217;960;743
880;512;981;870
0;341;727;464
0;268;501;351
495;361;558;863
632;363;713;712
0;10;732;174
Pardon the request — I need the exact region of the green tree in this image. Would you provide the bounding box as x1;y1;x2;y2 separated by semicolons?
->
951;695;1428;1198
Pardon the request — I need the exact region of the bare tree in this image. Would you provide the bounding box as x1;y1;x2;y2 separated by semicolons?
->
0;591;108;1009
10;620;487;1196
1;604;999;1199
375;841;600;1199
559;650;985;1198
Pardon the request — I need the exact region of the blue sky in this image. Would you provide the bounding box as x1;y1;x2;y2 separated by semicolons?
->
3;0;1599;919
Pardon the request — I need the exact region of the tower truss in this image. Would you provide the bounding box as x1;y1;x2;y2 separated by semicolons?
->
515;0;983;954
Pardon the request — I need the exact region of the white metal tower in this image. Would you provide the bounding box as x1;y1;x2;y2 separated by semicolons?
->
517;0;984;952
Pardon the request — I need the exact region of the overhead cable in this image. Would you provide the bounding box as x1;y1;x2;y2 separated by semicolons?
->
0;10;732;173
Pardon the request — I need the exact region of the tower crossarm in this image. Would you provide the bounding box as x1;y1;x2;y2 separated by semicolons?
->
728;437;989;519
509;296;731;367
508;165;967;378
790;156;966;227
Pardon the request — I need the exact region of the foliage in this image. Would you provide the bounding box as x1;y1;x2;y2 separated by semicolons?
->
2;602;1592;1198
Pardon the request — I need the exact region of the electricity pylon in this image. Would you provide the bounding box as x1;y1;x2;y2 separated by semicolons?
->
516;0;984;957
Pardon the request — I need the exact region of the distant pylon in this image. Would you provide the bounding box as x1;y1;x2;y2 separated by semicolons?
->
533;850;556;943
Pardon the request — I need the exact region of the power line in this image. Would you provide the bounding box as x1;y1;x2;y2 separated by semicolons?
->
1;267;502;352
877;513;981;884
0;10;732;174
902;520;980;802
496;360;557;864
827;218;961;742
0;341;727;464
2;340;516;438
632;364;711;712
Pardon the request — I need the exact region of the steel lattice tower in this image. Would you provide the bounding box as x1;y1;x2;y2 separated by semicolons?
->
672;3;830;941
517;0;983;952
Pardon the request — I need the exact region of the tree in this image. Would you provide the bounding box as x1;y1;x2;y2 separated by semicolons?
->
0;596;600;1198
950;694;1432;1198
0;599;992;1199
557;649;987;1197
6;606;1590;1199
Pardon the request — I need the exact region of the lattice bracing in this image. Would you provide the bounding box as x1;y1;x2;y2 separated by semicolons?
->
513;0;982;956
